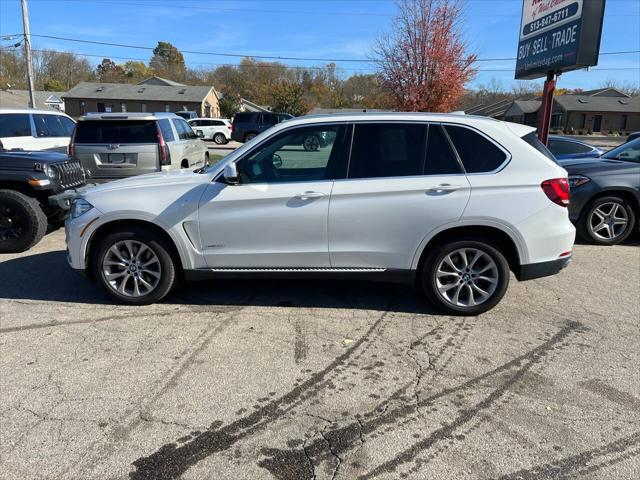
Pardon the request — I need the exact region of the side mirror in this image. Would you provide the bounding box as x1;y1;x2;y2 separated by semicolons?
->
196;130;204;139
223;162;240;185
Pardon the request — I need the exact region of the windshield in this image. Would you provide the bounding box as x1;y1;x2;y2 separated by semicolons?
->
603;138;640;163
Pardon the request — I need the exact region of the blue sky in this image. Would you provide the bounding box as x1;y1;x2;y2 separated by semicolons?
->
1;0;639;90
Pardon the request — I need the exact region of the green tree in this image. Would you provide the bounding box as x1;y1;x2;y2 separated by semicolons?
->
271;81;309;116
43;78;65;91
219;95;241;118
124;61;152;81
149;41;186;81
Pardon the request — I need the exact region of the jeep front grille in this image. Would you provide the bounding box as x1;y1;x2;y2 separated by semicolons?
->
52;161;85;190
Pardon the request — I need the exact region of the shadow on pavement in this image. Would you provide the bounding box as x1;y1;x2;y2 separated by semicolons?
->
0;250;439;314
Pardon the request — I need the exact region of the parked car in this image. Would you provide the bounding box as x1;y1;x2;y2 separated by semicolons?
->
0;142;85;252
71;113;209;182
231;112;293;143
64;113;574;314
188;118;232;144
625;131;640;143
547;135;604;160
0;108;76;152
174;111;198;120
563;138;640;245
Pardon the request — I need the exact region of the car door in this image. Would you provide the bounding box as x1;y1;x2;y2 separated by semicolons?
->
197;123;350;268
171;118;189;165
329;122;471;270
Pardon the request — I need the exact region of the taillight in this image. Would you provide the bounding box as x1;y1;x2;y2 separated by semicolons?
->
156;124;171;166
68;143;74;156
68;128;76;157
541;178;570;207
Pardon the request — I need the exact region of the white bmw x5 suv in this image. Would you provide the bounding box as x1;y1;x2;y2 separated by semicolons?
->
64;113;575;315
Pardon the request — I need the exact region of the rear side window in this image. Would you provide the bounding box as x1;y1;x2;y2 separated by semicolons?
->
262;114;278;125
521;131;557;162
158;119;175;142
75;120;158;143
234;113;255;123
445;125;507;173
59;116;76;136
0;113;31;137
548;138;592;155
33;114;67;137
349;123;426;179
426;125;462;174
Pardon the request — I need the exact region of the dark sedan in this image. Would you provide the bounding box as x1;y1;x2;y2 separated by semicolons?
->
562;138;640;245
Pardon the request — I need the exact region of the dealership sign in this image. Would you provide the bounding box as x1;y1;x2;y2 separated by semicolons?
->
515;0;606;79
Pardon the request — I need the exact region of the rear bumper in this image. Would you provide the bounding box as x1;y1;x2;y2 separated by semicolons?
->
516;255;572;281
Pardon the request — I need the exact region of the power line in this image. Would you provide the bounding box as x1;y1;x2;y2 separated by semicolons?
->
23;34;640;65
2;46;638;74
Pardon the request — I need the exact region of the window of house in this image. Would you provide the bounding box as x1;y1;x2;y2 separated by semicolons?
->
141;103;147;113
0;113;32;137
349;123;427;179
80;101;86;115
121;103;127;112
444;125;507;173
621;115;628;130
237;124;348;183
164;104;171;112
579;114;586;129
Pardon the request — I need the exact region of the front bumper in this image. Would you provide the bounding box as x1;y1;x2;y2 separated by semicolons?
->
516;255;572;281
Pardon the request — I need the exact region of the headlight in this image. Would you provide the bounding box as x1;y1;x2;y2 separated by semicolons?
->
71;198;94;219
568;175;590;188
45;164;58;181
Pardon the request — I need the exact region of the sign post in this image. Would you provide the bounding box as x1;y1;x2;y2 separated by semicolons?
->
515;0;606;143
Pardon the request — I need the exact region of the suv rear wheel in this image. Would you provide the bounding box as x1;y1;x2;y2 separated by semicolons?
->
578;196;636;245
245;133;257;142
0;189;47;253
213;132;226;144
421;239;510;315
92;227;177;305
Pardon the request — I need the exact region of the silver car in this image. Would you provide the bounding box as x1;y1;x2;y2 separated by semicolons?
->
71;113;209;182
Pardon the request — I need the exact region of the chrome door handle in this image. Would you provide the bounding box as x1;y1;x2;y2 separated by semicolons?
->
428;184;461;192
295;191;325;200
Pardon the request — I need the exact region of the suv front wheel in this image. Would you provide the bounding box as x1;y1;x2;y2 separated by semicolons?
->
421;239;510;315
92;227;177;305
0;189;47;253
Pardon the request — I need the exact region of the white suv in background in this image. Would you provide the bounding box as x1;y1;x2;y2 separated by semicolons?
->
188;118;232;144
64;113;575;315
0;108;76;152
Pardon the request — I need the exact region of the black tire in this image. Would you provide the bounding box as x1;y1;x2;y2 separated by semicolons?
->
577;195;636;246
0;189;47;253
421;239;510;316
213;133;226;145
92;227;178;305
245;132;257;142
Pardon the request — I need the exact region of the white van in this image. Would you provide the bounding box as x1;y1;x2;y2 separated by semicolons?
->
0;108;76;152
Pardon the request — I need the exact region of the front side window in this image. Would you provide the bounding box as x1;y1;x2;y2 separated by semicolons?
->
33;114;67;137
0;113;32;137
237;124;348;184
349;123;426;179
603;138;640;163
179;119;197;139
445;125;507;173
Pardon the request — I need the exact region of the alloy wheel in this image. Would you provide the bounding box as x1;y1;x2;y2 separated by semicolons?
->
0;205;23;241
102;240;162;297
589;202;628;241
435;248;499;307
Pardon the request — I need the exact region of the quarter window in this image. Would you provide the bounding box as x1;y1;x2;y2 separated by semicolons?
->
237;124;348;183
349;123;426;179
158;119;175;142
0;113;32;137
445;125;507;173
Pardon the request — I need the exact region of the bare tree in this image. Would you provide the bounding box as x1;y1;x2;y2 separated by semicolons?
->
374;0;477;112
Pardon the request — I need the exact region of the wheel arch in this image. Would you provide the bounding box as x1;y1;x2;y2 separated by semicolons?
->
412;223;524;283
581;188;640;218
85;218;185;280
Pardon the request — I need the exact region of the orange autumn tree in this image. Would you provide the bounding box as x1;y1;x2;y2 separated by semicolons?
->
375;0;477;112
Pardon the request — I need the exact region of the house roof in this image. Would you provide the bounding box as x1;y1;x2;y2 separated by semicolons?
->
503;99;542;117
0;89;65;109
63;82;214;103
570;87;630;98
554;94;639;113
137;76;186;87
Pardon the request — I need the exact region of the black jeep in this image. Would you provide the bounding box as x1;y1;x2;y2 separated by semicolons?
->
0;142;86;253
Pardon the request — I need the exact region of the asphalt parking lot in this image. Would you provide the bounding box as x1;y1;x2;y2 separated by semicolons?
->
1;231;639;480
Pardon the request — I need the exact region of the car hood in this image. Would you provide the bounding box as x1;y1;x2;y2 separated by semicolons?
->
562;158;638;175
0;150;70;164
84;168;210;196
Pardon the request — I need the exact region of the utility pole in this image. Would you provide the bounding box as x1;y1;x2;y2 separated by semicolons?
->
20;0;36;108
